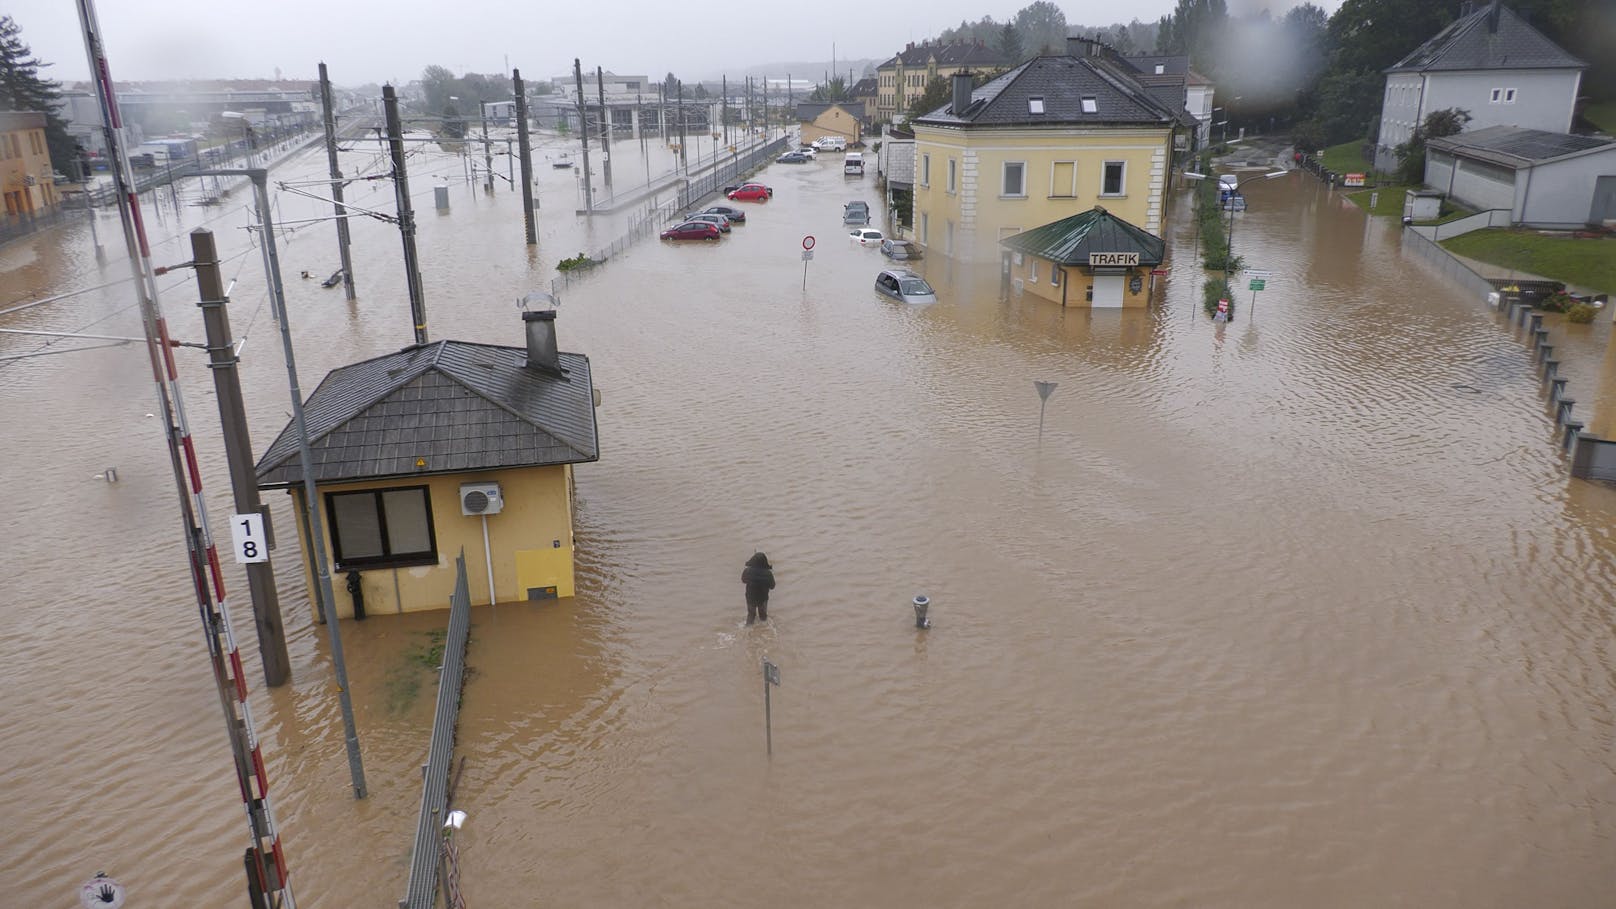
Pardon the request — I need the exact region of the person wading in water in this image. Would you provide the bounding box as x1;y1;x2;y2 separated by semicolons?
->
742;552;776;625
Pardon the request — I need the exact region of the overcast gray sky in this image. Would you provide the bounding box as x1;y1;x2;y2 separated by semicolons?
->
12;0;1343;86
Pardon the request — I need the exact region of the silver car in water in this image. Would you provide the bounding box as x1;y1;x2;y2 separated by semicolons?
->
875;269;937;304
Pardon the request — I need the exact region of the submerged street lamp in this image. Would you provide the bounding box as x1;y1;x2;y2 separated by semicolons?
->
1183;169;1287;310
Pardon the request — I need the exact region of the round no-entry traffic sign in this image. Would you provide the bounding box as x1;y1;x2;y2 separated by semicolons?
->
802;235;816;250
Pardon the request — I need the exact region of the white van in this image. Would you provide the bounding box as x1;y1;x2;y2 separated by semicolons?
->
812;135;847;152
843;152;864;176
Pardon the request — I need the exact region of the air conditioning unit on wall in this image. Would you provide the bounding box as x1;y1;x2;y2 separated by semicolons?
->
460;481;504;516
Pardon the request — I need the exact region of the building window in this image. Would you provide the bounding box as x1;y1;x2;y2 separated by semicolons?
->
326;485;439;569
1490;88;1502;102
946;220;955;256
1154;64;1166;75
947;158;957;194
1081;96;1098;114
1050;161;1075;197
1051;263;1061;286
920;212;929;244
1028;96;1045;114
920;153;930;186
1504;88;1516;103
1101;161;1125;196
1002;161;1025;197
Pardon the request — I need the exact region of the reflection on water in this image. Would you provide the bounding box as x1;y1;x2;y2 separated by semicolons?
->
2;139;1614;907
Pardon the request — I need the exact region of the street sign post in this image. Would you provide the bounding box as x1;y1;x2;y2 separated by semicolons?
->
762;657;781;756
801;235;816;290
1248;277;1268;316
1034;381;1057;442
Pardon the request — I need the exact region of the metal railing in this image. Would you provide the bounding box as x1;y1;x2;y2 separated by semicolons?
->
400;551;474;909
551;135;789;293
1426;208;1513;241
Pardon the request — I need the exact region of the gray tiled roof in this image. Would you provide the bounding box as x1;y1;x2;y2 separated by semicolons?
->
1428;125;1616;167
913;55;1185;128
1000;205;1165;266
255;340;598;488
879;41;1010;70
1388;3;1584;73
795;101;865;122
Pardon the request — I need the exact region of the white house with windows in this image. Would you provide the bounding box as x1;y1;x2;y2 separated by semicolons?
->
1374;0;1585;174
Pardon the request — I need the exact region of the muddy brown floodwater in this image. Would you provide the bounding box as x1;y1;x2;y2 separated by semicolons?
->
2;137;1613;908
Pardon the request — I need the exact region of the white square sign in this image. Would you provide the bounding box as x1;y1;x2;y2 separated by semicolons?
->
231;512;269;563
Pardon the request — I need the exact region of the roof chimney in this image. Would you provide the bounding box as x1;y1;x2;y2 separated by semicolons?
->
523;309;563;376
951;71;974;116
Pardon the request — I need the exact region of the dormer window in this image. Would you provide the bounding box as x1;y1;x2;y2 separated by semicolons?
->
1028;96;1045;114
1154;64;1165;75
1081;96;1098;114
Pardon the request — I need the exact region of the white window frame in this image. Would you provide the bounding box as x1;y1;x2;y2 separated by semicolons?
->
1050;263;1061;286
1101;161;1126;197
1490;88;1502;103
1002;161;1026;198
1049;161;1076;198
947;158;957;194
1028;96;1045;114
920;212;928;244
920;153;930;187
1503;87;1517;103
1081;96;1098;114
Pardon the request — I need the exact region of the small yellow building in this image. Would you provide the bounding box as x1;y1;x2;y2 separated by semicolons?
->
0;111;60;222
796;102;864;146
255;311;599;617
999;205;1164;308
911;37;1192;264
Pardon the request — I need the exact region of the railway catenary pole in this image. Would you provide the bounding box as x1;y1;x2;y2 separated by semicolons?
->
318;62;357;300
383;85;428;344
73;1;298;906
513;69;537;243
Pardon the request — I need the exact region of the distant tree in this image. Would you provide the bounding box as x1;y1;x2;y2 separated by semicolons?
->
1153;0;1228;74
1015;1;1068;54
662;72;680;97
809;76;850;103
1394;106;1470;184
1108;26;1137;55
998;23;1024;62
907;77;951;118
942;15;1002;46
441;100;465;139
420;65;457;116
0;16;73;173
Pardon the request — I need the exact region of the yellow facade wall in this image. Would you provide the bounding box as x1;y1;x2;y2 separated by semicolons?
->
799;106;861;145
913;125;1173;263
1007;253;1153;308
283;464;577;618
1;124;58;218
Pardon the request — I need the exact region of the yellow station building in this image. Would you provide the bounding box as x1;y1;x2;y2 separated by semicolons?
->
255;311;598;616
0;111;61;222
999;205;1165;308
911;37;1193;264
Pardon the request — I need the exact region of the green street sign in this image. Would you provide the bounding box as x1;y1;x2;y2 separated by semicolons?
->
1248;279;1266;291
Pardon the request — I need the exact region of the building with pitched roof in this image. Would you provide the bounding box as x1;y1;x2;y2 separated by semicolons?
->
1001;205;1165;308
910;37;1193;264
850;77;880;125
1426;125;1616;227
876;40;1011;122
1126;55;1215;149
1374;1;1586;173
255;312;599;615
795;102;864;146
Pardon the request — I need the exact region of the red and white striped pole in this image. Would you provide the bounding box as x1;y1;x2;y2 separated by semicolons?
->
73;2;296;906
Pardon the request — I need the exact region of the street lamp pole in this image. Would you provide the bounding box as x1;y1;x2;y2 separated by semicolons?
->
1184;168;1287;309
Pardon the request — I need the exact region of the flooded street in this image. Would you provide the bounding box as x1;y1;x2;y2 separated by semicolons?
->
3;138;1614;907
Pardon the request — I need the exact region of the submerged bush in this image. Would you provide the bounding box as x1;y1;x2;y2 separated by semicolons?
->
1566;303;1597;323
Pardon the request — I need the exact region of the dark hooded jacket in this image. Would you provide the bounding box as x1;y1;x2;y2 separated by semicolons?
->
742;552;775;605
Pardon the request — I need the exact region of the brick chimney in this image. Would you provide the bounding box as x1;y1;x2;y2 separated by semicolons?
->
523;310;563;376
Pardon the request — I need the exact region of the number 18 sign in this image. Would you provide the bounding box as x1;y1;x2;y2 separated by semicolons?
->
231;512;269;563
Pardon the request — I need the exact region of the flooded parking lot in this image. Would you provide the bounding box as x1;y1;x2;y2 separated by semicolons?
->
2;138;1613;906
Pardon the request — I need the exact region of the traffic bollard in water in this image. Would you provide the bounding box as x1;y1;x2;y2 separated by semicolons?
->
912;594;932;629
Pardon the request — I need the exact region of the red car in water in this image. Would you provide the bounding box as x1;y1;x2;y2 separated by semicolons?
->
726;183;771;202
660;221;722;241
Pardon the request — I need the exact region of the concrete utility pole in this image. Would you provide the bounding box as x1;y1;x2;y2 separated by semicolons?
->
383;85;428;345
677;80;687;175
480;101;494;194
721;75;728;146
513;69;536;244
596;67;612;188
318;62;357;301
189;227;291;688
574;59;593;213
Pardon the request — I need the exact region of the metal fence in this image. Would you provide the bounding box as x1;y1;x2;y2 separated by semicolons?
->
551;136;789;293
400;551;474;909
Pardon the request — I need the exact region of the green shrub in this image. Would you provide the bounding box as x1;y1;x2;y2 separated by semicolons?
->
1566;303;1597;323
1203;278;1234;318
1537;291;1575;313
557;252;597;272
